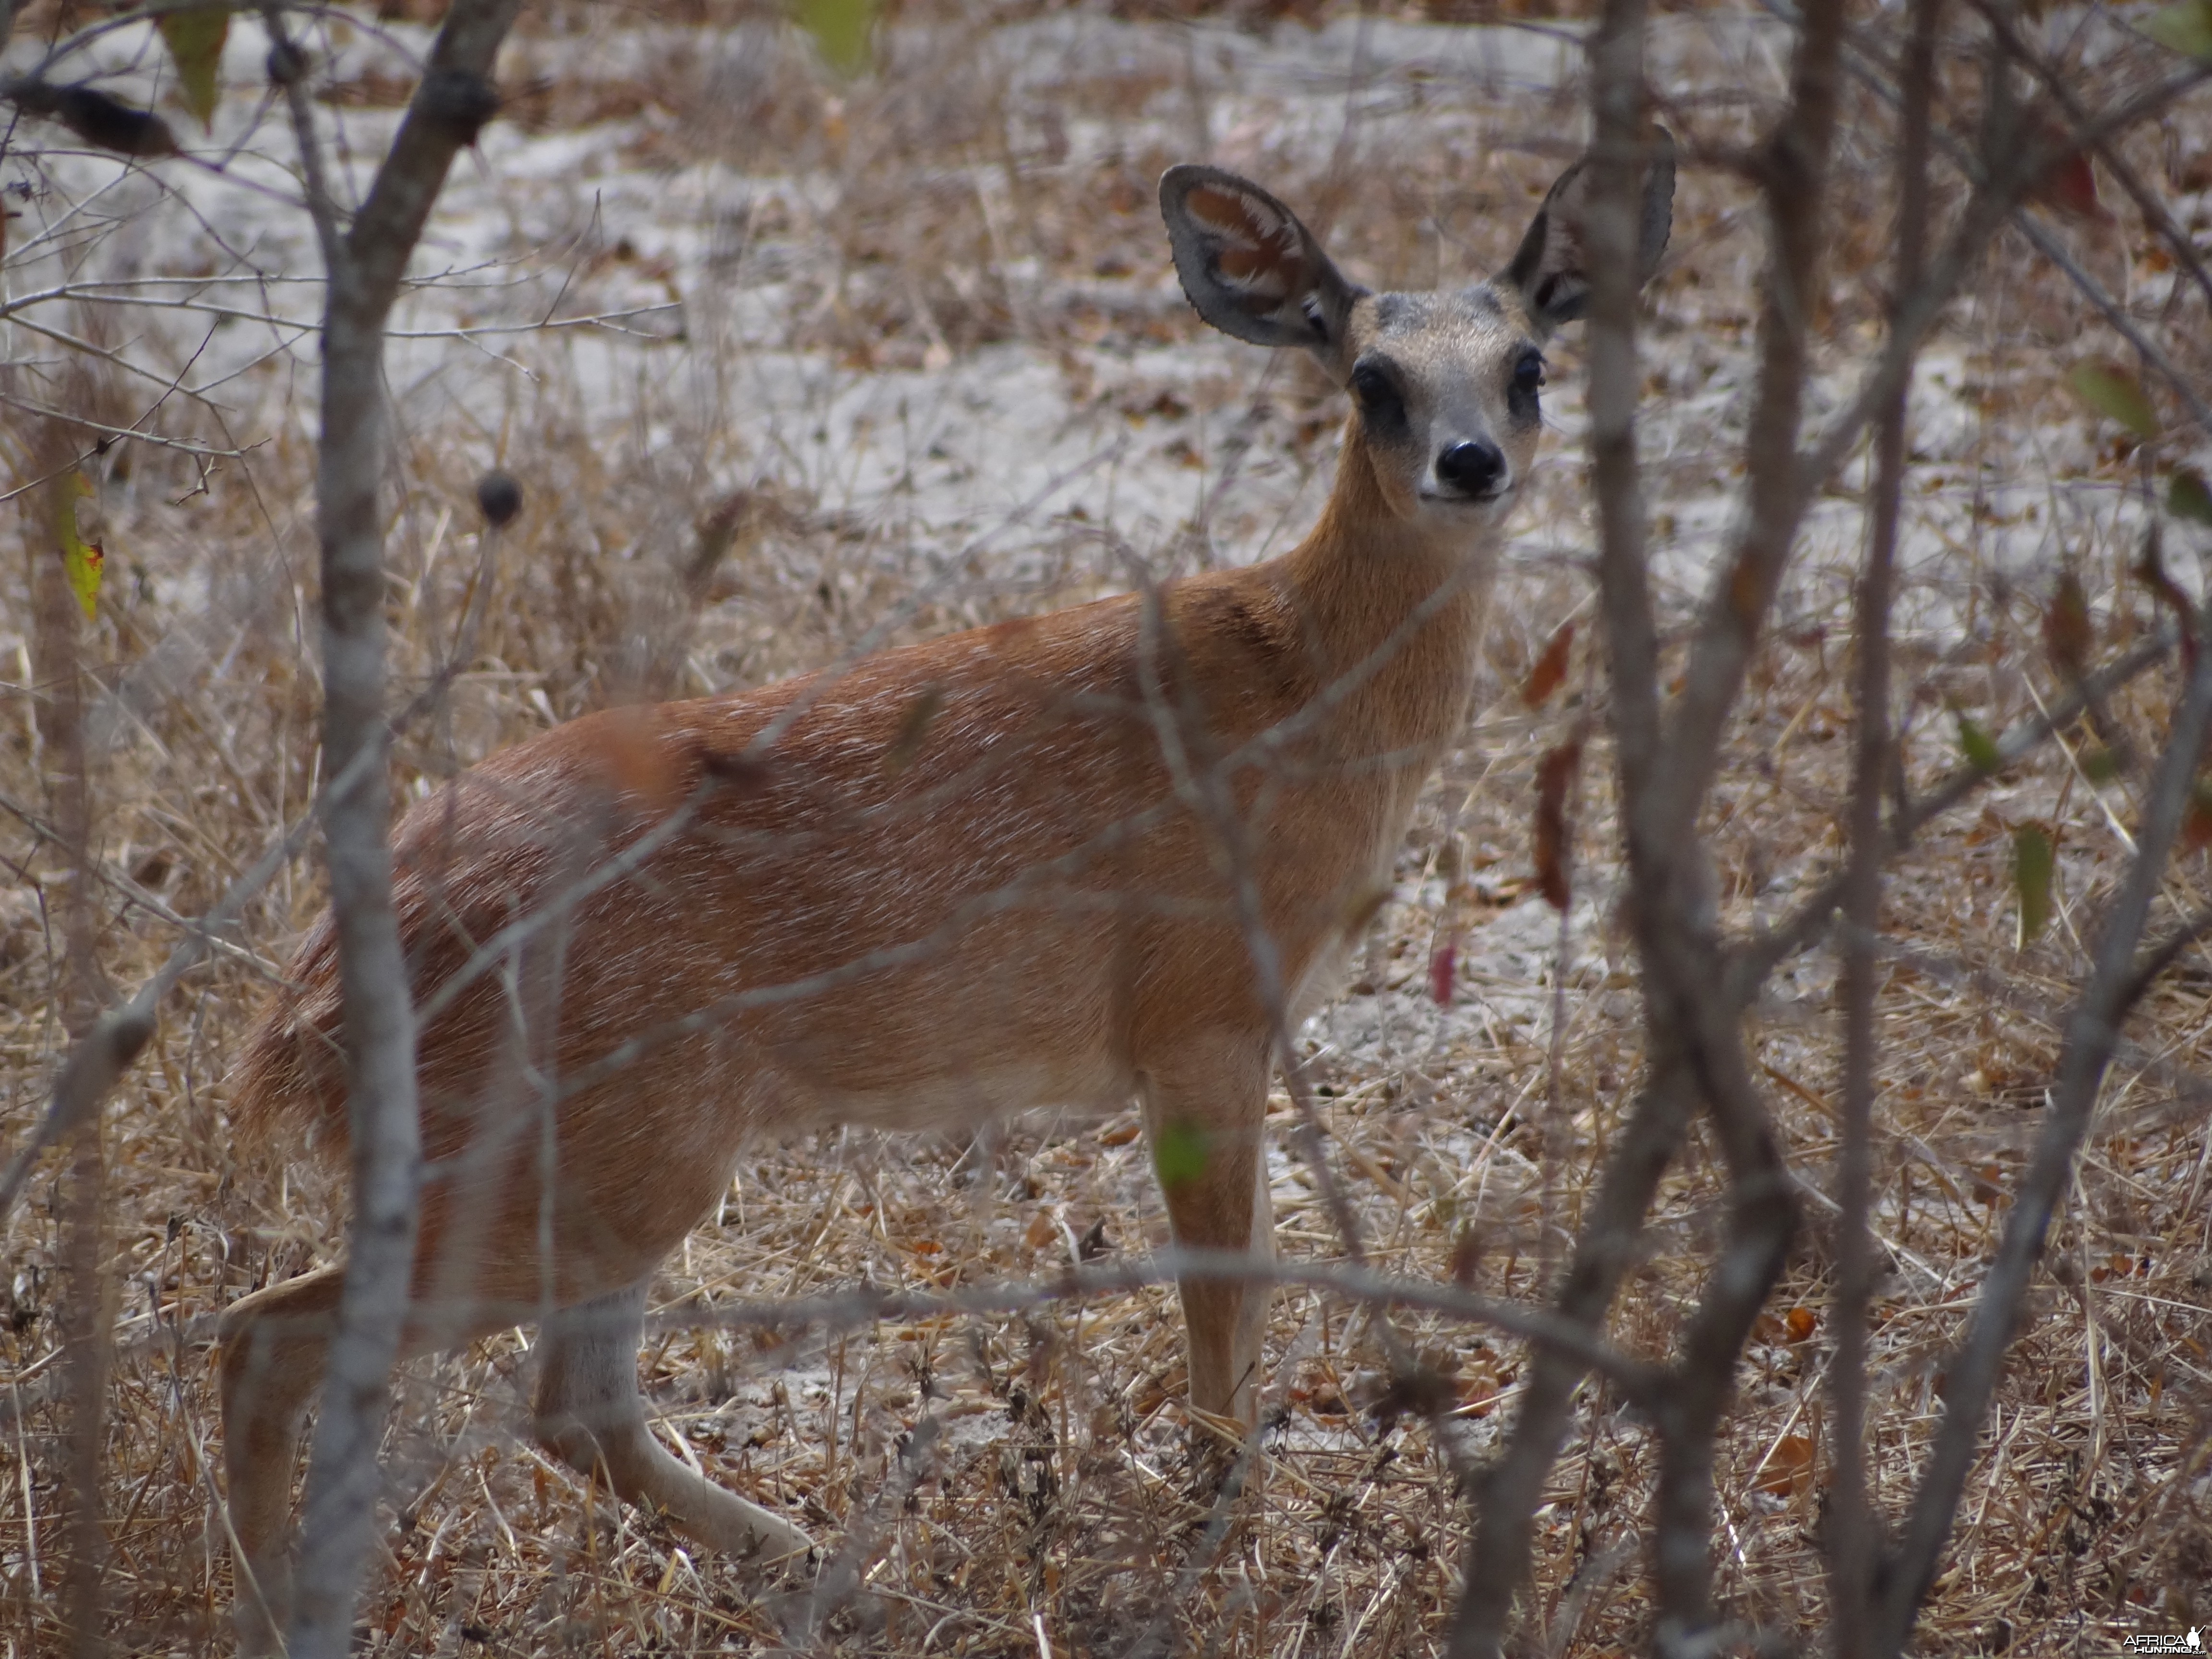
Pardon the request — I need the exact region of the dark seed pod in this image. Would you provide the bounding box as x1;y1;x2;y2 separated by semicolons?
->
417;68;500;146
265;39;311;88
475;471;522;529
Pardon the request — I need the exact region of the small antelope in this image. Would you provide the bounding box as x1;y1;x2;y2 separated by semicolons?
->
218;139;1673;1643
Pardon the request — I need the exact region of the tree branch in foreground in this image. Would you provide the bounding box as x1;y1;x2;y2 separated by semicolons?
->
1831;7;1938;1648
1448;7;1668;1651
274;6;524;1656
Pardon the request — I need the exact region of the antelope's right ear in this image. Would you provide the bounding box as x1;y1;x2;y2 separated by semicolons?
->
1160;165;1365;380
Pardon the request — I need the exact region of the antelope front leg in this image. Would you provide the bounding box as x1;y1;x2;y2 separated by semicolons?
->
1142;1034;1274;1431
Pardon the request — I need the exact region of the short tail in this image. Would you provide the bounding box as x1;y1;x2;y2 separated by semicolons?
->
228;912;350;1171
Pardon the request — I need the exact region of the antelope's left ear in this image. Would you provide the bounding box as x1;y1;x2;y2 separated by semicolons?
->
1160;164;1366;381
1504;127;1676;335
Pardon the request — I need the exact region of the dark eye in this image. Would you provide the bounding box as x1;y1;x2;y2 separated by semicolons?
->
1514;350;1546;396
1350;361;1405;430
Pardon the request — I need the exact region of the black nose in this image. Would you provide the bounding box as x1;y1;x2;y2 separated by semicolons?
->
1436;440;1505;497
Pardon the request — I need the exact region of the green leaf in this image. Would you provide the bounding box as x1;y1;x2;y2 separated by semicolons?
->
794;0;877;76
2067;363;2161;442
157;7;228;131
2080;746;2122;784
2171;469;2212;528
2147;0;2212;60
1152;1120;1209;1190
1953;707;2003;776
2012;824;2055;949
51;470;103;621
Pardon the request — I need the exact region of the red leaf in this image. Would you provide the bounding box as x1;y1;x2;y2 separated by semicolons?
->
1448;1225;1484;1287
1521;619;1574;708
1429;942;1456;1006
2042;570;2091;677
2026;110;2109;221
2185;779;2212;854
2034;150;2104;219
1533;737;1584;910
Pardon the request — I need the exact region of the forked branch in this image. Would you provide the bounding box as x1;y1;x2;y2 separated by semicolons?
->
269;6;524;1655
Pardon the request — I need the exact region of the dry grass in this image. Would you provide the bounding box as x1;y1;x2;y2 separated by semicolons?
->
4;2;2211;1654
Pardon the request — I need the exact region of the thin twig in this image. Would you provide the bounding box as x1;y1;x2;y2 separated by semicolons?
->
1729;630;2176;997
273;7;526;1655
1830;7;1938;1650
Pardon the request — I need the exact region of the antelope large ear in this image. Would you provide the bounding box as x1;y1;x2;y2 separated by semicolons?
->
1503;127;1676;335
1160;165;1366;380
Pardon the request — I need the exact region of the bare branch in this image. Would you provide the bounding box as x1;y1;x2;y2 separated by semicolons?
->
2;1246;1662;1433
1450;1060;1700;1659
262;4;342;273
787;1413;944;1646
1450;9;1670;1651
0;686;444;1225
19;417;111;1659
1648;1167;1796;1655
2008;209;2212;435
647;1248;1664;1397
1969;0;2212;318
279;6;525;1655
1644;0;1846;852
2118;904;2212;1014
1788;12;2212;478
1830;9;1939;1648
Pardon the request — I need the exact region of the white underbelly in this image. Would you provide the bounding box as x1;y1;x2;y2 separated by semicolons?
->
814;1056;1135;1133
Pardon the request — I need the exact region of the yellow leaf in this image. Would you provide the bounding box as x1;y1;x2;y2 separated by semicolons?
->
51;470;104;620
1520;619;1574;707
66;540;105;620
157;7;228;131
1757;1434;1816;1497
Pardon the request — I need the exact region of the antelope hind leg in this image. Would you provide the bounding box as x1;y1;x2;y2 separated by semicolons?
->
216;1265;348;1655
533;1284;814;1564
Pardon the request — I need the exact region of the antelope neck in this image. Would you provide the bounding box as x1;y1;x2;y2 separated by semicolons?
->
1279;426;1498;742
